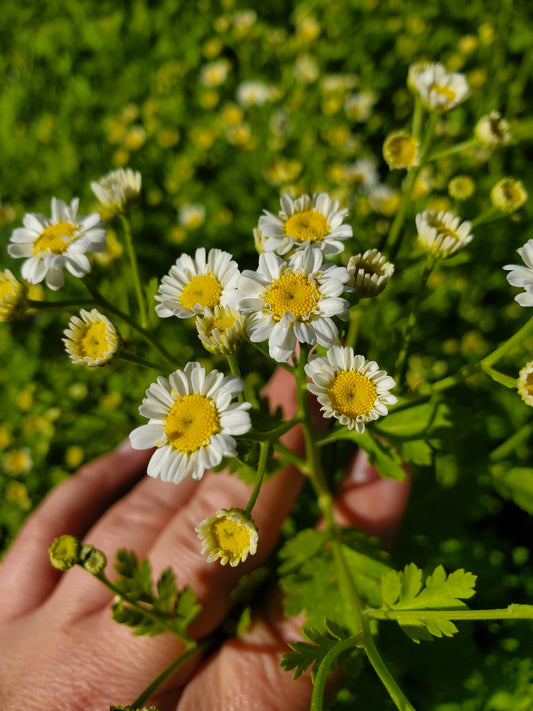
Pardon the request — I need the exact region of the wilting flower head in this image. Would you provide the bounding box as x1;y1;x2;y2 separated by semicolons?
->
90;168;142;215
347;249;395;298
305;345;397;433
517;360;533;407
0;269;27;321
196;508;258;567
383;131;419;170
63;309;120;366
411;62;470;112
416;209;473;259
475;111;511;149
196;305;246;355
490;177;527;214
8;198;106;290
238;247;350;362
155;248;241;319
503;238;533;307
129;362;251;483
258;192;353;256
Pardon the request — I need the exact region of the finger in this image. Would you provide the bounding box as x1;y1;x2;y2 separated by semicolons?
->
0;442;151;620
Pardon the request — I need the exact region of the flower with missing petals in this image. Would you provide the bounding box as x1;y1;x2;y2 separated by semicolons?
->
155;248;240;319
0;269;27;321
490;178;527;214
238;247;350;362
63;309;120;366
196;508;258;567
258;192;353;256
305;345;397;433
475;111;511;149
503;238;533;307
415;210;473;259
129;362;251;484
347;249;394;298
90;168;142;215
8;198;106;290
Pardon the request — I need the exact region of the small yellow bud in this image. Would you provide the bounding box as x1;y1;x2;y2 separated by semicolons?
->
448;175;475;201
80;544;107;575
383;131;419;170
490;177;527;214
49;535;82;571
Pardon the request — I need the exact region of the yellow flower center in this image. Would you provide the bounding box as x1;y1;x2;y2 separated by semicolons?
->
0;279;18;304
384;134;418;168
79;322;113;360
284;210;329;242
208;312;238;335
179;274;222;310
328;370;377;418
430;84;456;103
164;393;220;453
264;272;320;321
211;516;252;558
33;222;77;255
356;259;383;276
521;370;533;397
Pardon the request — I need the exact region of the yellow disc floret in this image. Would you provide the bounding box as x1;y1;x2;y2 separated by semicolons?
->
164;393;220;452
430;84;456;103
264;272;320;321
179;273;222;310
211;516;253;560
284;210;329;242
79;322;113;361
34;222;77;255
328;370;377;418
426;214;459;241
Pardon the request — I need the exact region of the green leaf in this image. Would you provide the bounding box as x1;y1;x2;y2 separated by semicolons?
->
374;400;452;441
322;429;407;480
492;466;533;515
400;439;433;467
110;549;201;638
280;620;353;682
380;563;477;643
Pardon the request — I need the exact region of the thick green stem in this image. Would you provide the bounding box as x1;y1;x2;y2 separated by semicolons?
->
245;440;270;516
119;213;148;328
490;420;533;461
481;315;533;367
310;637;362;711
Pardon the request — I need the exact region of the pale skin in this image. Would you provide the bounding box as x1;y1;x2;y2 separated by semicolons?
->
0;368;410;710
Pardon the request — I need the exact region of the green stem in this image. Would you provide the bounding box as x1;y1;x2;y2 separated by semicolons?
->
245;440;270;516
272;441;310;473
310;637;362;711
119;213;148;329
226;353;249;403
480;364;517;389
117;352;168;371
130;641;201;708
345;303;362;350
84;281;175;366
27;298;95;310
382;167;418;259
411;94;424;142
490;420;533;461
469;206;499;229
244;415;302;442
395;256;435;387
94;572;194;642
426;137;478;163
481;315;533;367
367;604;533;622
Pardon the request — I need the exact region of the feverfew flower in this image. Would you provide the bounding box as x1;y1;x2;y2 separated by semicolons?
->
8;198;106;290
347;249;395;298
196;508;258;566
383;131;419;170
178;204;206;230
344;91;377;122
237;81;271;107
344;159;379;189
0;269;27;321
518;361;533;407
416;210;473;259
475;111;511;149
155;248;240;319
238;247;350;362
63;309;120;366
129;362;251;483
305;345;397;433
258;193;353;256
412;62;470;112
503;238;533;307
200;59;231;87
490;178;527;214
90;168;142;215
196;305;246;355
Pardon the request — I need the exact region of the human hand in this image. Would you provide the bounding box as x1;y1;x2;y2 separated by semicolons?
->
0;367;410;711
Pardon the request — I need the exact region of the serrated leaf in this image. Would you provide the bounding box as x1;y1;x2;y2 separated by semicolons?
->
400;439;433;466
379;564;477;643
325;429;406;480
492;466;533;515
281;623;353;682
374;400;452;440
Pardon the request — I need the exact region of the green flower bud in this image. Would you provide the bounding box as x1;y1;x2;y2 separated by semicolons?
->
80;544;107;575
49;535;81;570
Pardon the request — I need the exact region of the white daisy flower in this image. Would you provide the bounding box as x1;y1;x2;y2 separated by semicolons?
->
344;158;379;189
90;168;142;214
415;210;473;259
503;238;533;307
237;80;271;107
258;192;353;256
8;198;106;290
63;308;120;367
0;269;27;322
238;246;350;362
155;248;241;319
129;362;252;484
347;249;395;298
196;508;258;567
413;63;470;112
305;345;397;433
196;305;246;355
